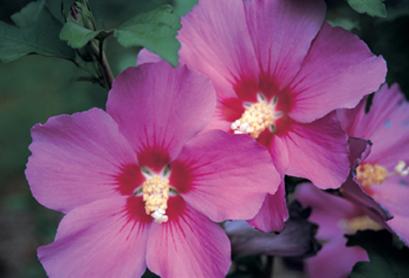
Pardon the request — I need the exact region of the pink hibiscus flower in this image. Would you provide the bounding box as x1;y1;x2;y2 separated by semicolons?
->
296;183;372;278
338;84;409;245
138;0;387;232
25;62;280;277
169;0;386;232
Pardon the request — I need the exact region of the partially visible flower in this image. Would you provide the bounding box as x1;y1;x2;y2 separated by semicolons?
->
296;183;371;278
139;0;387;232
25;62;279;277
338;84;409;245
225;218;316;258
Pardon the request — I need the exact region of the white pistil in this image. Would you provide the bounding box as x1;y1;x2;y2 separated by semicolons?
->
395;160;409;177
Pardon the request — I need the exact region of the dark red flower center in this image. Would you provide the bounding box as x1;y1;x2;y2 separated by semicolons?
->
221;74;293;146
115;146;193;224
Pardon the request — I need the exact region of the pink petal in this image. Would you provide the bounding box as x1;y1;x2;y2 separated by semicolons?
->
268;135;290;172
371;177;409;218
107;62;216;159
25;108;136;212
341;177;391;223
289;23;386;123
338;84;409;169
248;183;288;232
387;214;409;246
296;183;360;241
136;48;161;65
284;113;350;189
178;0;258;98
146;199;231;278
338;84;406;141
306;237;368;278
175;130;279;222
38;198;149;278
362;85;409;168
243;0;325;88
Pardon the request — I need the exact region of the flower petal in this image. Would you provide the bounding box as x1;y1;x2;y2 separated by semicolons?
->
146;198;231;278
38;198;149;278
284;113;350;189
296;183;360;241
371;177;409;218
226;219;315;257
107;62;216;159
341;177;391;223
289;23;386;123
25;108;136;212
338;84;407;141
243;0;325;87
306;238;368;278
179;0;258;98
136;48;161;65
175;130;279;222
387;214;409;246
248;183;288;232
361;85;409;169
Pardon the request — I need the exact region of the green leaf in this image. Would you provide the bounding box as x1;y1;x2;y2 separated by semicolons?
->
60;22;101;49
0;0;75;63
11;0;44;27
114;5;180;66
328;18;360;31
347;230;409;278
173;0;198;16
347;0;387;17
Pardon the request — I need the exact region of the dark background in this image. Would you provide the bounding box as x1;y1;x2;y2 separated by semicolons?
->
0;0;408;277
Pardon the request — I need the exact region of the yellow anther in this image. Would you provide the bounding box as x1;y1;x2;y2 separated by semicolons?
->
231;101;278;138
142;175;169;223
356;163;388;188
341;215;383;235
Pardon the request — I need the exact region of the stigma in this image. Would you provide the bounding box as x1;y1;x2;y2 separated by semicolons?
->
231;95;282;138
142;175;170;223
394;160;409;176
356;163;388;188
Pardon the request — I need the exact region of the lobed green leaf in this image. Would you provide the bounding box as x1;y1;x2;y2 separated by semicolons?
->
114;5;180;66
59;22;101;49
0;0;75;63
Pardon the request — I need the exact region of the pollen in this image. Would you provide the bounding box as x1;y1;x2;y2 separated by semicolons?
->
231;99;281;138
142;175;170;223
356;163;388;188
342;215;383;235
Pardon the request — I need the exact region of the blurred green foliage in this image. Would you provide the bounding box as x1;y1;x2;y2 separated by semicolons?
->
0;0;408;277
0;0;74;62
347;0;387;17
348;230;409;277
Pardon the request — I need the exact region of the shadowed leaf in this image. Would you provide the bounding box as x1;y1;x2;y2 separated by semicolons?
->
347;0;387;17
0;0;75;62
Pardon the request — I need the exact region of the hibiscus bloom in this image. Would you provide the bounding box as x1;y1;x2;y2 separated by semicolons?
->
338;84;409;245
25;62;280;277
155;0;386;232
296;183;372;278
